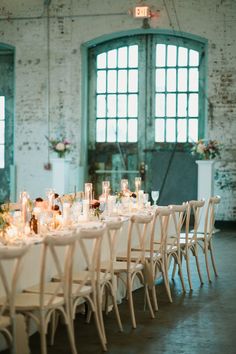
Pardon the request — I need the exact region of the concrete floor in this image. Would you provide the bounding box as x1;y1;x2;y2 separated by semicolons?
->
11;225;236;354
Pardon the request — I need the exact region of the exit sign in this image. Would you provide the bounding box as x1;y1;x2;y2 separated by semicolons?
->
133;6;151;18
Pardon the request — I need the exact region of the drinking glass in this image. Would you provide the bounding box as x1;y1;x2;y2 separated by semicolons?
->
151;190;159;205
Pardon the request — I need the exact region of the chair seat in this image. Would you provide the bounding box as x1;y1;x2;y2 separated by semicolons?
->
113;261;143;273
0;293;64;311
0;316;11;329
24;282;92;298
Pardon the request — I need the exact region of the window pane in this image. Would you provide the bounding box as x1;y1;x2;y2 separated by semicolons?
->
118;47;127;68
166;94;176;116
167;45;177;66
97;95;106;117
0;145;4;169
128;94;138;117
107;94;116;117
189;94;199;116
0;97;5;119
178;68;187;91
189;50;199;66
155;119;165;142
97;71;106;93
96;119;106;142
178;47;188;66
107;119;116;142
0;121;4;143
166;119;176;142
167;69;176;91
117;95;127;117
107;70;117;92
118;119;127;142
128;69;138;92
155;94;165;117
177;119;187;142
189;68;199;91
128;45;138;67
97;53;106;69
156;44;166;67
177;94;187;117
118;70;127;93
128;119;137;142
107;49;117;68
156;69;165;92
188;119;198;142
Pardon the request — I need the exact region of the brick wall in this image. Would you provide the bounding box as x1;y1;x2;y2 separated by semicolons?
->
0;0;235;220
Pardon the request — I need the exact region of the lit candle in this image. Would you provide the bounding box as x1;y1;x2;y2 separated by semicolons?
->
135;177;142;193
85;183;93;202
21;191;28;225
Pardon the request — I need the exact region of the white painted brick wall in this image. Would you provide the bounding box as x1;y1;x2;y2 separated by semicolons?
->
0;0;235;220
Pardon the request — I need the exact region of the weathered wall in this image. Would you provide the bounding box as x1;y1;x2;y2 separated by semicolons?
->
0;0;235;220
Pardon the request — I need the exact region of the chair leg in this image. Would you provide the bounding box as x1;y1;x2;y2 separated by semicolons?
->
65;315;78;354
93;304;107;351
127;274;136;329
151;285;158;312
185;253;193;291
194;248;204;285
204;247;211;282
39;314;47;354
209;240;218;277
177;259;186;293
162;265;173;303
109;284;123;332
144;285;155;319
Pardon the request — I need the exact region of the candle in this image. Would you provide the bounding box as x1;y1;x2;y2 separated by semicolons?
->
121;179;128;192
84;183;93;202
135;177;142;193
21;191;28;225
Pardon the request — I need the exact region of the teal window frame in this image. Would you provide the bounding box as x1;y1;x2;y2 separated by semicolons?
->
0;95;5;169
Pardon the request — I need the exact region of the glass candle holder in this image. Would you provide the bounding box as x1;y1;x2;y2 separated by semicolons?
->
121;179;128;192
135;177;142;194
84;183;93;202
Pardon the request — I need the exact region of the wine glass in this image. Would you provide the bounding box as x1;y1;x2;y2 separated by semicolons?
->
151;190;159;205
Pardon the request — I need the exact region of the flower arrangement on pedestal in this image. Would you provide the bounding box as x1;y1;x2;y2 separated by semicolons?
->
46;135;71;158
191;139;220;160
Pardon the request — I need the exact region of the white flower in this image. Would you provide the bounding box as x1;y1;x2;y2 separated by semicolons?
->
55;142;66;151
196;143;205;154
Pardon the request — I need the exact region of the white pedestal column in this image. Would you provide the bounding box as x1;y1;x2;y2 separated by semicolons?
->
52;158;69;195
196;160;215;233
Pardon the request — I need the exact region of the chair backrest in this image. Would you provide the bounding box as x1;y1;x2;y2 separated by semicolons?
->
39;230;78;308
204;196;221;240
0;245;30;317
75;224;107;290
127;212;153;269
168;203;188;247
186;199;205;240
150;207;173;258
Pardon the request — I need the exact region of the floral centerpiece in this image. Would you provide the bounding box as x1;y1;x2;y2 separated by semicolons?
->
46;135;71;158
191;139;220;160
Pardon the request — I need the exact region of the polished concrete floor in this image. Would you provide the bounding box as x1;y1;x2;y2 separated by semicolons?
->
13;225;236;354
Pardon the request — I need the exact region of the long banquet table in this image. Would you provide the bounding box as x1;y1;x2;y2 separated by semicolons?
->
0;208;173;353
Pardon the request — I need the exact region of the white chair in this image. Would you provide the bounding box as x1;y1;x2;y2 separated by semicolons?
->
177;200;205;290
66;224;108;352
14;231;78;354
99;218;123;343
196;196;221;282
167;203;187;293
147;207;174;311
0;245;30;354
115;213;155;328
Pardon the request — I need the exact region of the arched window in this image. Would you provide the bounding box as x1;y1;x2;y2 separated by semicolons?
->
0;44;14;203
86;31;207;200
